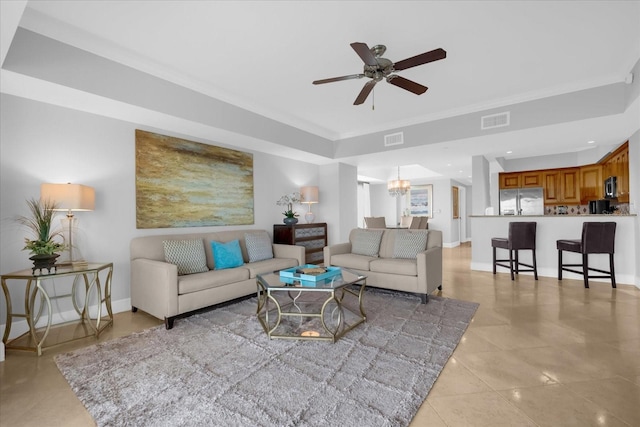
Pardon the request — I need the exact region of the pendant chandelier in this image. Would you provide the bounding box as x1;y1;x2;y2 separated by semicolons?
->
388;166;411;197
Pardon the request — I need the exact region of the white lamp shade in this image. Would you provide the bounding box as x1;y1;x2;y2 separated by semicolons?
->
40;183;95;211
300;186;319;204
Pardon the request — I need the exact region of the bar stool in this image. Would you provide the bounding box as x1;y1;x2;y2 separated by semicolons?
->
491;222;538;280
557;222;616;288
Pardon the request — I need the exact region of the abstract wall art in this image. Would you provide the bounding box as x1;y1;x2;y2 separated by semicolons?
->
408;184;433;218
135;130;254;228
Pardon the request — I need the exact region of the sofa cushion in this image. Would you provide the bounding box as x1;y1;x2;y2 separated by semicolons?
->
245;231;274;262
162;239;209;275
370;258;418;276
330;253;376;271
351;229;384;257
211;240;244;270
178;268;250;295
393;231;428;259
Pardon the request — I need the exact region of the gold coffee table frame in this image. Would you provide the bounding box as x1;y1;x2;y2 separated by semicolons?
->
1;262;113;356
256;268;367;342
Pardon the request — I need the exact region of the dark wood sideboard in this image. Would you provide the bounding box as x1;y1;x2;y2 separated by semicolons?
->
273;222;328;265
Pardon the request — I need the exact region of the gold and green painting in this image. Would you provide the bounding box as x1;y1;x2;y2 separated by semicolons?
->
135;130;254;228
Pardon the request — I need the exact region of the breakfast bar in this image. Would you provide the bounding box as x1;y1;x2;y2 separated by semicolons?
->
470;215;638;286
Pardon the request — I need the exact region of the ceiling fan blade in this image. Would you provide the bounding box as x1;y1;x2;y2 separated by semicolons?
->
350;42;378;66
387;75;428;95
354;80;377;105
393;48;446;71
312;74;364;85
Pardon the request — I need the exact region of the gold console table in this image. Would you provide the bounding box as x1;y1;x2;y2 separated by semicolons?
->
1;262;113;356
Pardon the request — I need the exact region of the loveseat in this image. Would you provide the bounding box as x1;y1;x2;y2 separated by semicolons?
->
130;229;305;329
323;228;442;303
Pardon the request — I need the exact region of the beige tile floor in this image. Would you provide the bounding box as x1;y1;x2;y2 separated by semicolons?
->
1;243;638;426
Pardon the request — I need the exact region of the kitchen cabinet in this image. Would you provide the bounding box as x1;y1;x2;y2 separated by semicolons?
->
603;143;629;203
498;140;629;207
499;171;542;189
579;164;603;203
521;171;542;188
273;222;327;264
499;173;521;189
542;168;580;205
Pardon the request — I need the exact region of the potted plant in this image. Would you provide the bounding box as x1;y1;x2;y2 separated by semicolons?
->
16;198;66;273
276;192;303;225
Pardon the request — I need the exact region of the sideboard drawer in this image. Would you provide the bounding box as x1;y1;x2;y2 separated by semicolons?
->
273;223;328;264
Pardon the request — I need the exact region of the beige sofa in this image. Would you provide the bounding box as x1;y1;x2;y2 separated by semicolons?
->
323;228;442;303
130;229;305;329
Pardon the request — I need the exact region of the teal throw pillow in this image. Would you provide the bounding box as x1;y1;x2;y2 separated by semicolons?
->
211;240;244;270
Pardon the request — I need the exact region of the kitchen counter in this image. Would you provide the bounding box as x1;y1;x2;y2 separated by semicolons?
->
470;214;636;217
470;215;637;287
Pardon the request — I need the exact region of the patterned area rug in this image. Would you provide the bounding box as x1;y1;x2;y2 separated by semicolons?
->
55;289;478;427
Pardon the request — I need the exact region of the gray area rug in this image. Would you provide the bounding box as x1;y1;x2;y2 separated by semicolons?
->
55;289;478;427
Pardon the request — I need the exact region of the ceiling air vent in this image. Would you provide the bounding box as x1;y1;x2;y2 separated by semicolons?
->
481;112;510;130
384;132;404;147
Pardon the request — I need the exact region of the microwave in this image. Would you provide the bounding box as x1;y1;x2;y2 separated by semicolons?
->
604;176;617;199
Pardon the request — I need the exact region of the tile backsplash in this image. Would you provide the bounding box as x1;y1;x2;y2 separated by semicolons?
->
544;203;629;215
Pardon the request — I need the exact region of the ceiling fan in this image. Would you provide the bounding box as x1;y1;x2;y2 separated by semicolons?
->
313;42;446;105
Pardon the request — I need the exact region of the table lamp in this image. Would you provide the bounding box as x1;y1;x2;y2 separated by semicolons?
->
40;183;95;266
300;186;319;223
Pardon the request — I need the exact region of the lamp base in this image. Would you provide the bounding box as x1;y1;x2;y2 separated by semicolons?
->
304;211;315;223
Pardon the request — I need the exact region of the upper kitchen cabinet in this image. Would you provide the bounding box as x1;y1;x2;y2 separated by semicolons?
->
498;171;542;189
521;171;543;188
498;140;629;206
579;164;603;203
543;167;580;205
601;141;629;203
499;173;521;189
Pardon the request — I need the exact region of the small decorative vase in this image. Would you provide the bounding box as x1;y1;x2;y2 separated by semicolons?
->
29;253;60;274
283;217;298;225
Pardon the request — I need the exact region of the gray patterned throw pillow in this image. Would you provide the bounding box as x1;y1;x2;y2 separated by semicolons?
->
393;231;428;259
351;229;384;257
245;231;274;262
163;239;209;275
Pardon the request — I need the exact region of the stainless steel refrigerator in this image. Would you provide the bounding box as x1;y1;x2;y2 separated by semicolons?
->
499;187;544;215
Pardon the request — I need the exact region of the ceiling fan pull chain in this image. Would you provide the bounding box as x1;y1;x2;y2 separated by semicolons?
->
372;87;375;110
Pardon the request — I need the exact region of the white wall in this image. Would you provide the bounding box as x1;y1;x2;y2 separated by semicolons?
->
368;183;396;227
628;128;640;286
471;155;491;215
0;94;325;325
319;162;358;245
429;179;453;246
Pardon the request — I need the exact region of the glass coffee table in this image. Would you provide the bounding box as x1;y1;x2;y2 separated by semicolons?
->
256;267;367;342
